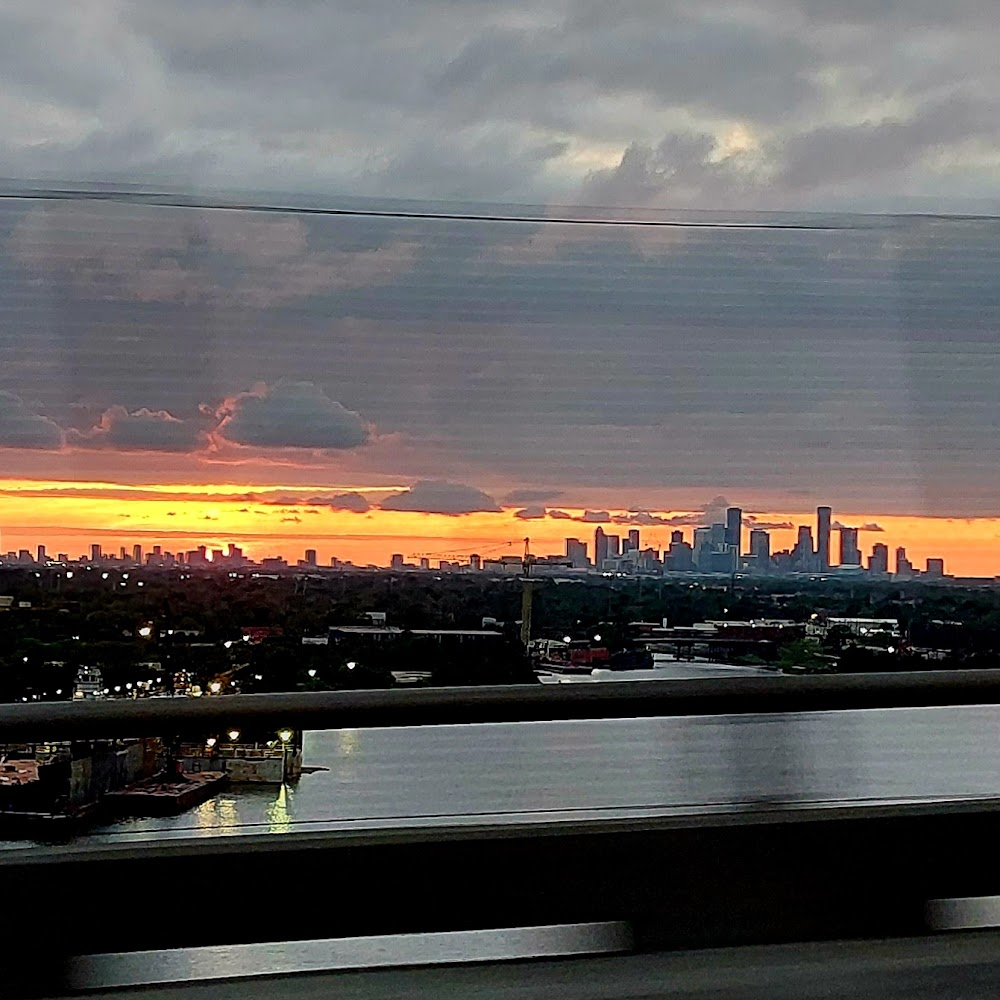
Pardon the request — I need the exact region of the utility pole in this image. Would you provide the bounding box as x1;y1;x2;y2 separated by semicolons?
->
520;538;535;647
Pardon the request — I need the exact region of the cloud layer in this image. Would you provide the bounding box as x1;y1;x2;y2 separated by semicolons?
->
0;5;998;516
0;392;62;449
214;381;369;450
380;480;502;514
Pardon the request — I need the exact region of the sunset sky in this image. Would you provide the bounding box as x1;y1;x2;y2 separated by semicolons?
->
1;4;998;576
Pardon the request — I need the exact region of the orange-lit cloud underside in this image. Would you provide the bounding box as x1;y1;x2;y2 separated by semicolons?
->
0;480;996;577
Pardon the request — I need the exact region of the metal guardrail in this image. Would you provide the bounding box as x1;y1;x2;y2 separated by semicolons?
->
2;669;1000;739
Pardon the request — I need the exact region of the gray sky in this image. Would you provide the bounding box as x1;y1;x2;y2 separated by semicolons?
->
0;3;997;517
2;1;999;210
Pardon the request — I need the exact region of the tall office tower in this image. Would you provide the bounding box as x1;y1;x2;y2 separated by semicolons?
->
926;558;945;577
725;507;742;551
869;543;889;575
132;544;142;564
627;528;640;552
90;543;102;562
749;528;771;564
152;545;162;557
816;506;832;571
839;527;861;566
36;544;46;564
670;530;684;544
419;558;430;570
792;526;815;570
606;534;621;558
469;553;482;571
565;538;588;569
665;538;694;572
304;548;317;566
895;547;913;576
709;522;726;548
390;553;404;570
594;527;609;568
693;527;712;570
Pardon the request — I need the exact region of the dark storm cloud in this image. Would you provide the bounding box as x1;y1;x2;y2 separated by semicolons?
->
514;505;547;520
328;493;371;513
0;392;63;449
380;481;502;514
70;406;206;453
215;381;369;450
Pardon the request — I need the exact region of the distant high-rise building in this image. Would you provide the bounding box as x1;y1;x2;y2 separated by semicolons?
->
627;528;640;552
132;544;142;564
792;526;815;570
664;537;694;572
469;553;482;571
152;545;162;557
419;557;430;571
709;523;726;548
304;548;317;566
119;545;127;561
390;553;404;570
895;547;913;576
869;543;889;575
693;527;712;570
36;544;46;564
90;543;102;563
725;507;742;551
606;534;620;558
816;506;832;571
565;538;588;569
839;527;861;566
594;527;609;568
926;557;945;577
749;528;770;565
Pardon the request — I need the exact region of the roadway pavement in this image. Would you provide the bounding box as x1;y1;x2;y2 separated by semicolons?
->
55;933;1000;999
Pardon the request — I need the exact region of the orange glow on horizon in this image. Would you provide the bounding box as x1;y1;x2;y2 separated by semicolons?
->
0;478;997;577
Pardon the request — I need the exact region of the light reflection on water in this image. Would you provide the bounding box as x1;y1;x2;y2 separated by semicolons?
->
51;703;1000;846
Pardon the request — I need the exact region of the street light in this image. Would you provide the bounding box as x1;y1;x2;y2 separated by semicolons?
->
227;729;240;742
307;668;317;678
209;681;222;694
346;661;357;670
278;728;294;784
205;737;217;748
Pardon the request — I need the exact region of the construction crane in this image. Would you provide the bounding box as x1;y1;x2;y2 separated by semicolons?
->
409;540;516;562
520;537;572;646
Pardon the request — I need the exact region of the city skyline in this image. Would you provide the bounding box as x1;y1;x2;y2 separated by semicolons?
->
0;501;961;579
